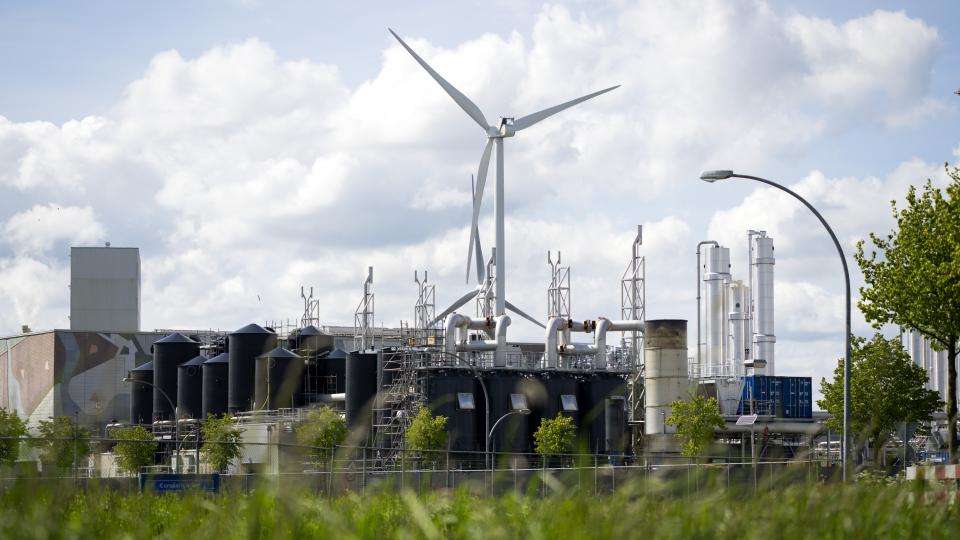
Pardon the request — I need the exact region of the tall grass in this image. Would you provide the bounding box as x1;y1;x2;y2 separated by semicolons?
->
0;480;954;539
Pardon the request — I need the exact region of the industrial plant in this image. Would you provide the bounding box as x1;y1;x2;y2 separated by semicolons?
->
0;29;948;477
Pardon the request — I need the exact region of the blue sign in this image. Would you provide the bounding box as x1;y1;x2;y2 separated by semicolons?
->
139;473;220;493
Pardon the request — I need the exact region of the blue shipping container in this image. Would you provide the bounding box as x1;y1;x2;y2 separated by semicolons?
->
737;376;812;419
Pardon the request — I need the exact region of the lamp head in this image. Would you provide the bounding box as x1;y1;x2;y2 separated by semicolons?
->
519;408;531;415
700;170;734;182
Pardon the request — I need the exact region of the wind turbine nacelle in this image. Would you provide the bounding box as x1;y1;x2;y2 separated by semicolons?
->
497;117;516;137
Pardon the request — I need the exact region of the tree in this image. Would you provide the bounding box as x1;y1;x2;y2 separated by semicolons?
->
819;334;942;465
855;166;960;461
0;408;28;466
29;416;91;471
295;407;347;465
533;414;576;457
201;414;244;473
112;425;157;475
404;407;447;467
666;395;725;458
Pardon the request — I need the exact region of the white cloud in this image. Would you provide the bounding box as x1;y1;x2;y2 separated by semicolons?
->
3;204;106;254
0;0;953;409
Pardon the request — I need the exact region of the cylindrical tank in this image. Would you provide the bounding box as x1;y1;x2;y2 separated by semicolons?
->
345;351;379;429
202;353;230;419
177;354;206;420
228;323;277;413
728;280;750;376
644;319;689;439
483;370;531;454
294;325;335;353
424;368;478;452
537;372;580;436
579;373;627;454
152;333;200;420
319;348;348;394
129;361;154;425
703;245;730;378
752;234;776;374
254;347;305;410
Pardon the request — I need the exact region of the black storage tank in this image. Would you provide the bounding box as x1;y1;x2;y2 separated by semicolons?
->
295;325;335;353
177;354;206;420
535;372;581;439
153;333;200;420
483;370;532;454
424;368;478;452
129;360;154;425
320;348;348;394
345;351;379;429
202;353;230;419
228;323;277;413
254;347;305;410
579;373;628;454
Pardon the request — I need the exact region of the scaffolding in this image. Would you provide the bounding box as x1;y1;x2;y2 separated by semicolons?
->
476;249;496;318
354;267;375;350
621;225;645;423
413;271;441;347
301;286;320;328
546;251;571;320
371;349;427;467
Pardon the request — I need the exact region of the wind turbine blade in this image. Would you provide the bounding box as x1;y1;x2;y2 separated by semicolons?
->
466;139;494;283
473;222;484;285
389;29;489;130
505;300;546;329
512;85;620;132
432;289;479;326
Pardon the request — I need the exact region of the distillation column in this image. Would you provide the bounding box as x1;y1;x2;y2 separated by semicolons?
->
751;233;776;375
703;246;731;378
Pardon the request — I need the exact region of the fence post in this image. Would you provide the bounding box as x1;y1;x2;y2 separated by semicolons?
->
327;451;334;497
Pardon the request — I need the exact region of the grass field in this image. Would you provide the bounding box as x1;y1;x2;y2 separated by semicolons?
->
0;479;956;540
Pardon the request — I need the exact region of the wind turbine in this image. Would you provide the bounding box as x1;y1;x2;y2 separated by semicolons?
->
389;28;619;321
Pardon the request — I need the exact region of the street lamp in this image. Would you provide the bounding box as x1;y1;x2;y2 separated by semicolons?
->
486;402;531;470
123;374;182;474
700;170;852;482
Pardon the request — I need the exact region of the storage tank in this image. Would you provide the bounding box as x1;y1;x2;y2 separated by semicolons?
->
228;323;277;413
177;355;206;420
537;372;580;429
345;351;379;429
129;360;154;425
294;325;335;353
424;368;478;453
254;347;305;410
319;348;348;394
483;370;531;454
579;373;627;454
202;353;230;419
152;333;199;420
644;319;689;452
728;281;750;375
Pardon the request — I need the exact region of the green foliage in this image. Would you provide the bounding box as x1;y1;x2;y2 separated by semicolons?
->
855;166;960;459
818;333;942;464
1;483;959;539
533;414;576;457
201;414;244;473
111;425;157;475
0;408;27;465
296;407;347;464
404;407;447;465
666;394;724;458
28;416;91;470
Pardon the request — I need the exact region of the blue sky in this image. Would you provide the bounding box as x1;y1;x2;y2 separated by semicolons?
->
1;1;959;398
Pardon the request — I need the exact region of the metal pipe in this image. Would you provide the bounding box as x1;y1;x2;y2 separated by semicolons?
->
696;241;719;379
544;317;564;368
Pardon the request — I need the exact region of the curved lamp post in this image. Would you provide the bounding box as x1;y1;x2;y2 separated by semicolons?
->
486;408;531;469
123;374;181;474
700;170;851;482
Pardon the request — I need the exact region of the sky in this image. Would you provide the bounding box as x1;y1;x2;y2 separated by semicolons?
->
1;0;958;401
